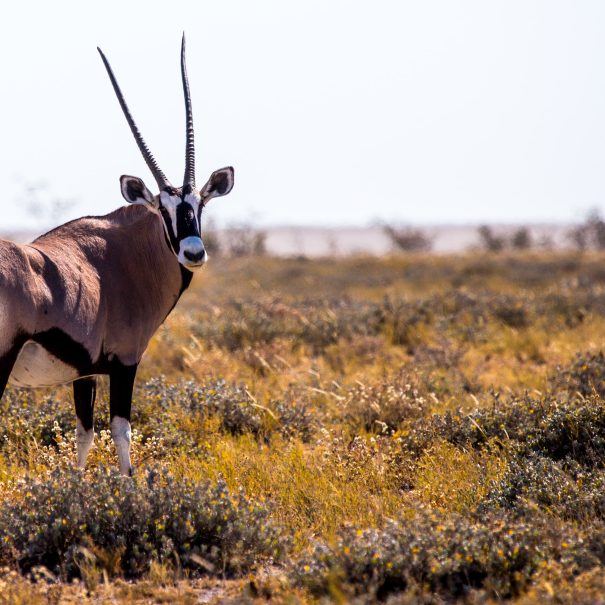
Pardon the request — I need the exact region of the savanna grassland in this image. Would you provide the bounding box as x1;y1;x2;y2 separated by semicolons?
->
3;252;605;603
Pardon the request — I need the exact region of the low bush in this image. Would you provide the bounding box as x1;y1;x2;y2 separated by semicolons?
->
272;399;316;442
292;512;565;601
139;378;264;437
480;455;605;523
400;395;605;469
554;351;605;398
0;389;73;454
0;466;285;579
383;225;433;253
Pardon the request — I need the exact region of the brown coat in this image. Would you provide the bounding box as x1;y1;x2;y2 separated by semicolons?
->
0;204;185;368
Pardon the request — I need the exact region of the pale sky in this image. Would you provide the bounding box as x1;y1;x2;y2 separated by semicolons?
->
1;1;605;229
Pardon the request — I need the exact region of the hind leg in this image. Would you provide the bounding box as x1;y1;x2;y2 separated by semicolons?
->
74;377;96;468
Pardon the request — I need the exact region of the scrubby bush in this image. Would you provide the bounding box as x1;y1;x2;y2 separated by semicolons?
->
491;296;530;328
272;399;316;442
399;394;605;469
478;225;505;252
292;512;563;600
223;225;266;257
511;227;532;250
554;351;605;398
140;378;264;436
568;210;605;251
480;455;605;522
0;466;284;579
383;225;433;253
192;298;386;353
0;389;73;451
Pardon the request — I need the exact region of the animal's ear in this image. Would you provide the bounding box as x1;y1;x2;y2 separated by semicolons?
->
200;167;234;203
120;175;157;207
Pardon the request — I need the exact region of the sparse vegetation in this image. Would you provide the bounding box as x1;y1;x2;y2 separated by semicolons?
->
511;227;532;250
383;225;433;252
3;252;605;602
568;210;605;251
222;224;267;257
478;224;506;251
478;225;535;252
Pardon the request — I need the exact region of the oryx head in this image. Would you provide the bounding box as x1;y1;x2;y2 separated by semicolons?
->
98;35;234;270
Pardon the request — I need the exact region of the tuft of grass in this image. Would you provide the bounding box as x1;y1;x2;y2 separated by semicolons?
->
172;434;405;550
414;439;509;513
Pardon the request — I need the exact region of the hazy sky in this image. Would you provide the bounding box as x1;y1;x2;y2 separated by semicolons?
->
1;1;605;229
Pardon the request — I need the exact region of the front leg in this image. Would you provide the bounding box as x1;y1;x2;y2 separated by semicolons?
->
109;360;138;476
74;377;96;468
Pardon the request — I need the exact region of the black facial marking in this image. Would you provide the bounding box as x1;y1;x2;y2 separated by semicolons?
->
176;201;200;240
159;205;180;252
179;264;194;292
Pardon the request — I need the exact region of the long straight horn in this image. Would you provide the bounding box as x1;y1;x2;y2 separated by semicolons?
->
97;47;171;191
181;33;196;192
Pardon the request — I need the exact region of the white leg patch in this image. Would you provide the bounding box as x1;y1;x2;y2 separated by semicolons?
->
76;419;94;468
111;416;132;476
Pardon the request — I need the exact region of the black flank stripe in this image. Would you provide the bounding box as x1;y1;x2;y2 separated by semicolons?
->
32;329;93;374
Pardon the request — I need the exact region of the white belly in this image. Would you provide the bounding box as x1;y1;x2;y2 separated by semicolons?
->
8;341;79;388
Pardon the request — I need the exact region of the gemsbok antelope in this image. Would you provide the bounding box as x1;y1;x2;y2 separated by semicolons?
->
0;36;234;475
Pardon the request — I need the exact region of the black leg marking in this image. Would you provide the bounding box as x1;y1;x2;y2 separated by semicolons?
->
109;360;138;476
109;361;137;422
74;377;97;468
74;377;96;432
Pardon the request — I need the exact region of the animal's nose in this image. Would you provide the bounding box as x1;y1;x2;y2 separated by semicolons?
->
184;248;206;263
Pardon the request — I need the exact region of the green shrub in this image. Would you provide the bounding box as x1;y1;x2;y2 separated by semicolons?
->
400;395;605;469
491;296;529;328
140;378;264;437
0;466;285;579
0;389;73;457
554;351;605;398
481;455;605;523
272;398;316;442
292;512;559;600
